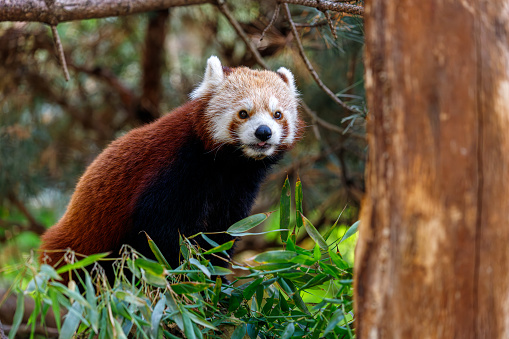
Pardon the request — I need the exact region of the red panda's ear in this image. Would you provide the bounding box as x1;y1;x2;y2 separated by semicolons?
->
190;56;225;100
276;67;298;97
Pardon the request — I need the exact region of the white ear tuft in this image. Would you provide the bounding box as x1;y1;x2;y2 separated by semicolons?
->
277;67;298;96
190;56;225;100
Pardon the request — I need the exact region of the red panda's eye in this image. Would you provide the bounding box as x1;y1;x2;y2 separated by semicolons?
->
274;111;282;119
238;110;249;119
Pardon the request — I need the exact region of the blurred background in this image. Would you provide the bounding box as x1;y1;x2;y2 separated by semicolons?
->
0;1;366;284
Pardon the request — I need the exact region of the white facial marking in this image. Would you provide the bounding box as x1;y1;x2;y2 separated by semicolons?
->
269;96;279;113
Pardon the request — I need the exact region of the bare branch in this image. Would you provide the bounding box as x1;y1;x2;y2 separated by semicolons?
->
50;25;69;81
0;0;212;23
283;3;357;112
301;101;365;140
260;4;280;41
216;0;269;69
280;0;364;16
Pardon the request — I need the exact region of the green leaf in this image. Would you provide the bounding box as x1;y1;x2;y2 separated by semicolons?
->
340;220;360;243
49;289;62;332
281;322;295;339
319;262;342;279
289;254;317;266
8;292;24;339
56;252;110;274
328;249;349;270
300;273;332;290
165;293;184;331
286;235;296;252
182;308;218;331
151;295;166;339
231;324;247;339
254;250;298;263
211;266;232;276
280;175;291;242
182;311;197;339
243;278;263;300
212;277;222;307
60;301;83;339
324;309;346;335
302;214;328;250
295;176;303;229
85;274;99;332
255;285;264;312
250;262;296;271
135;258;165;275
279;292;289;312
313;243;321;261
282;278;310;315
145;232;172;270
227;212;272;234
51;282;89;307
171;282;212;294
202;240;235;255
189;258;211;278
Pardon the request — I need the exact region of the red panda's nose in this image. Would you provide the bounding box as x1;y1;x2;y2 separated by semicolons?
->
255;125;272;142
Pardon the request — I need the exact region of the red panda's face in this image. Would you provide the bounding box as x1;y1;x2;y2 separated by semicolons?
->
191;56;301;159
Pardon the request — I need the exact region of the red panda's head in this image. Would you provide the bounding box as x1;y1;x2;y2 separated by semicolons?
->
190;56;302;159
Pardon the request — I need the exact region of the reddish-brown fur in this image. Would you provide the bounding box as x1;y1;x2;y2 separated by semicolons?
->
39;99;209;268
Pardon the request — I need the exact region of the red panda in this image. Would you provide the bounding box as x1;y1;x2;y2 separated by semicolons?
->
39;56;302;279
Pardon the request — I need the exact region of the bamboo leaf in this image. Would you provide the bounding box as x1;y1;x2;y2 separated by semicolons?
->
202;240;235;255
280;175;291;242
145;232;172;270
340;220;360;243
295;175;303;229
8;292;24;339
227;212;272;234
281;322;295;339
324;309;346;335
60;301;83;339
211;266;232;276
56;252;110;274
328;249;349;270
171;282;212;294
189;258;211;278
242;278;263;300
231;324;247;339
302;214;328;250
151;295;166;339
254;250;298;263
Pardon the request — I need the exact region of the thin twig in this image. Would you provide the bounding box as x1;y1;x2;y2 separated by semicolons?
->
283;3;356;112
301;101;365;140
260;4;280;41
216;0;269;69
280;0;364;16
321;5;338;40
50;25;70;81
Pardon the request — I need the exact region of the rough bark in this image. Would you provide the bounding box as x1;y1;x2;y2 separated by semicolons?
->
355;0;509;338
0;0;210;23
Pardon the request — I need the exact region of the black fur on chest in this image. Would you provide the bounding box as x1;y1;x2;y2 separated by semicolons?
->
129;137;281;268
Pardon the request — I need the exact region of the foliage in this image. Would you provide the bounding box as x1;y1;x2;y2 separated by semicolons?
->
5;179;359;338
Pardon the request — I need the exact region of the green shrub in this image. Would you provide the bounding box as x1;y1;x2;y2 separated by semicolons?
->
6;178;358;338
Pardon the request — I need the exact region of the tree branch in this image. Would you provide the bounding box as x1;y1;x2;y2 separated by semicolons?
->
283;3;357;112
216;0;269;69
0;0;212;23
280;0;364;16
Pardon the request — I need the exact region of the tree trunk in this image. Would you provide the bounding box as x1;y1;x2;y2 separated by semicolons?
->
355;0;509;338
